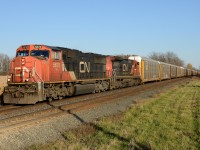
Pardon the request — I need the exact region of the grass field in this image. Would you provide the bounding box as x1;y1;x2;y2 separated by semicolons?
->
29;79;200;150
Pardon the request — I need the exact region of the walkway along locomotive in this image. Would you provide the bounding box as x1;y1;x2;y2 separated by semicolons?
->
3;44;198;104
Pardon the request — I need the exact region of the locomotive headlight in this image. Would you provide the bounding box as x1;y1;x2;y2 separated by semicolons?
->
7;76;11;82
25;78;29;82
21;58;25;65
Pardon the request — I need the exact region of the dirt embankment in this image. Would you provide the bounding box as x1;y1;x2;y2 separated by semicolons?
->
0;76;8;102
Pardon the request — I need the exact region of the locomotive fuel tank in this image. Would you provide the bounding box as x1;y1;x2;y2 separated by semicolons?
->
74;84;96;95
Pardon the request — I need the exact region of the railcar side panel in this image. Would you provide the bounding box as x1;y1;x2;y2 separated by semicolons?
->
160;62;170;80
180;67;185;77
182;68;187;77
192;70;197;76
141;58;159;82
170;65;177;78
176;66;182;77
186;69;191;76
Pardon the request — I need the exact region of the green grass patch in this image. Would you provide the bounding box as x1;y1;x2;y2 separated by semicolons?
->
28;80;200;150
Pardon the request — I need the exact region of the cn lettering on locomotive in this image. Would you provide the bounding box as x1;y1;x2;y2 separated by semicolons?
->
122;64;129;72
79;61;90;73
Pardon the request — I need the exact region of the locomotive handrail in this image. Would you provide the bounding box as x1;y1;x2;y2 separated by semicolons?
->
33;61;44;83
35;71;44;83
35;69;45;98
33;61;45;96
111;69;117;82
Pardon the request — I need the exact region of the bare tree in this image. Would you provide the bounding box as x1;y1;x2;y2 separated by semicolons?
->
187;63;193;69
0;53;12;75
149;51;184;66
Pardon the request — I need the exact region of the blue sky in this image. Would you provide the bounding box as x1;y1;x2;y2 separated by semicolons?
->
0;0;199;68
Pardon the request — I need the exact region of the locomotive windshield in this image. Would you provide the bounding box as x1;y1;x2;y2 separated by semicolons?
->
30;50;49;59
16;50;29;57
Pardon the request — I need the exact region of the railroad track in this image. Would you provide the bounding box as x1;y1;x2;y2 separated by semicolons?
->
0;77;191;133
0;105;20;112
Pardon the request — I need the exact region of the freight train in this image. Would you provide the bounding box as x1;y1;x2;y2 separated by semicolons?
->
3;44;199;104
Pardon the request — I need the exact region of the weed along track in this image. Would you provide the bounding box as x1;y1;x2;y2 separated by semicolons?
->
0;78;189;134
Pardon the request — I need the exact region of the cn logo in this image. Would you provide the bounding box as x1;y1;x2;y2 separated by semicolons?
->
15;67;29;77
80;61;90;73
122;64;128;71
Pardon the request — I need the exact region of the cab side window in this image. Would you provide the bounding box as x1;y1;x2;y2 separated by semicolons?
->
52;51;61;60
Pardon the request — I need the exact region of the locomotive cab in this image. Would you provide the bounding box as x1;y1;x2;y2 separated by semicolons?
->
9;45;51;83
4;45;52;104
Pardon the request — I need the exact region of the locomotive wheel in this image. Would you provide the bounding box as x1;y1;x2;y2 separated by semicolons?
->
48;98;53;102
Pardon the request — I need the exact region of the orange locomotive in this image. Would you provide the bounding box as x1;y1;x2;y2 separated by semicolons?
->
3;45;141;104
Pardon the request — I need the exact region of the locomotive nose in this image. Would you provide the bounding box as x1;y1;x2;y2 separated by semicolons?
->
12;57;32;82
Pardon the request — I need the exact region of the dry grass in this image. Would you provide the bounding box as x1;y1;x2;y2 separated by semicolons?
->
0;75;8;95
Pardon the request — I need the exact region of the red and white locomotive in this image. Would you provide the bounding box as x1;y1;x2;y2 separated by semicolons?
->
4;45;141;104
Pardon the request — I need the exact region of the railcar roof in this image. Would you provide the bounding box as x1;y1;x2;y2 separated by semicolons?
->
141;56;159;62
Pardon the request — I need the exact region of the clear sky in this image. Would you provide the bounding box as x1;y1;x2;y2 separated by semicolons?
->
0;0;199;68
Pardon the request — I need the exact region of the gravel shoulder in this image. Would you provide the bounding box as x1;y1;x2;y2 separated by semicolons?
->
0;78;192;150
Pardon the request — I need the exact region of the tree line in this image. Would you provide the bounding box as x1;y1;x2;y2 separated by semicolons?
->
149;51;185;67
148;51;196;69
0;53;12;75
